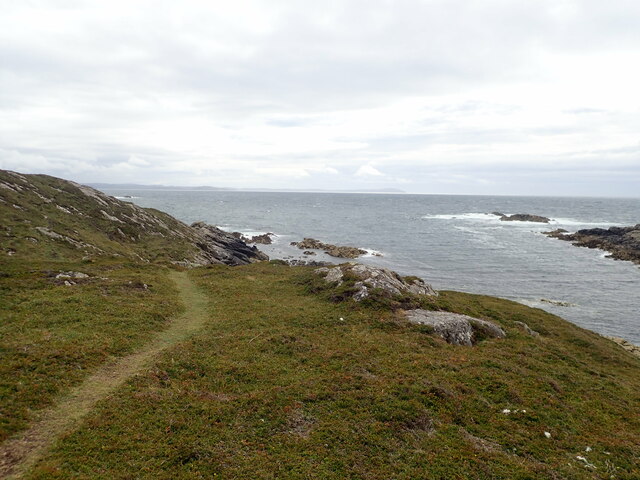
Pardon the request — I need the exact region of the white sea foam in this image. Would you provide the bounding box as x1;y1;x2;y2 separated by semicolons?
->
115;196;139;200
362;248;384;258
422;213;501;221
424;213;623;228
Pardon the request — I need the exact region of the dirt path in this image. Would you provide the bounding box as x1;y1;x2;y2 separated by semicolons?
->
0;271;210;479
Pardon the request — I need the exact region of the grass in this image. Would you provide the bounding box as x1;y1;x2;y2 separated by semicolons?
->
0;258;183;444
18;262;640;480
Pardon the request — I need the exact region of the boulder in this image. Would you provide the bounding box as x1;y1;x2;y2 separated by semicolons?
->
315;264;437;301
405;310;506;346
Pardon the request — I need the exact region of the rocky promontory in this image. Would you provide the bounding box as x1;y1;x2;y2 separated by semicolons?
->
0;169;267;266
291;238;368;258
545;224;640;265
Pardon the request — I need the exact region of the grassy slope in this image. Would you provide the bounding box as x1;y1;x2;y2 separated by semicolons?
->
0;170;202;263
0;258;182;443
23;262;640;480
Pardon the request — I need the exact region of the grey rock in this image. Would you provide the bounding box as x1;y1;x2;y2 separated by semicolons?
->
190;222;269;266
514;321;540;337
315;264;437;301
405;310;506;346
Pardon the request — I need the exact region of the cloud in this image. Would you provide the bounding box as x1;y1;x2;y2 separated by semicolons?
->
355;165;383;177
0;1;639;195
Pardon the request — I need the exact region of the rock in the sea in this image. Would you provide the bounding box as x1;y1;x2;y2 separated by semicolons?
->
499;213;551;223
545;224;640;265
543;228;568;238
294;238;367;258
315;264;437;301
405;310;506;346
246;233;275;245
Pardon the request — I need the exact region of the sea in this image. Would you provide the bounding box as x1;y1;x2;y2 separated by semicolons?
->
101;189;640;344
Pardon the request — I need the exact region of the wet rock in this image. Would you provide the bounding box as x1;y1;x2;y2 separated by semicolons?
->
303;250;316;256
543;228;568;238
293;238;367;258
405;310;506;346
246;233;275;245
545;224;640;265
499;213;551;223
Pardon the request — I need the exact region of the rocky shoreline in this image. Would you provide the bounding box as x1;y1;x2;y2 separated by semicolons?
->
545;225;640;265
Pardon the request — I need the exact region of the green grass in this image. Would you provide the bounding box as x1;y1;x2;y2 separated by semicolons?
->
0;258;183;443
21;263;640;479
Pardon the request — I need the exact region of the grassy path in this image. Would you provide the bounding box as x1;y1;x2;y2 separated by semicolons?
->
0;271;209;479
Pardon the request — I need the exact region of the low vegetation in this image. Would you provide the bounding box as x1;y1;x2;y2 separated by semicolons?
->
17;262;640;479
0;258;182;443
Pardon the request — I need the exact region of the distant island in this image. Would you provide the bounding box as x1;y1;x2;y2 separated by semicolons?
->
90;182;406;194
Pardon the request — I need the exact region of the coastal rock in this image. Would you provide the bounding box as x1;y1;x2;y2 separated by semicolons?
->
545;224;640;265
190;222;269;266
246;233;275;245
543;228;568;238
405;310;506;346
292;238;367;259
499;213;551;223
605;336;640;358
514;321;540;337
315;264;437;301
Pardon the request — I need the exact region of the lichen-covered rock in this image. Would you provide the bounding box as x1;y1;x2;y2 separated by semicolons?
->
405;310;505;346
315;264;437;301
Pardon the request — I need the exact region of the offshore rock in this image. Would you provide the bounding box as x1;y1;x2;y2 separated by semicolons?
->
406;310;506;346
499;213;551;223
292;238;367;258
545;224;640;265
315;264;437;301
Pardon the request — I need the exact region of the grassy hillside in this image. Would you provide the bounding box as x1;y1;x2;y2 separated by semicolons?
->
11;262;639;479
1;171;639;479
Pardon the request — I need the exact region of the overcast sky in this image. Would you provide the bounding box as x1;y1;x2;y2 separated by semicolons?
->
1;1;639;195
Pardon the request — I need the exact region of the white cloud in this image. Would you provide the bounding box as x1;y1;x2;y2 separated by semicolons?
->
0;1;639;195
355;165;383;177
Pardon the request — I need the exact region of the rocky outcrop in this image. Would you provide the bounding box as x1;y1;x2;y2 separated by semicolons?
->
605;336;640;358
545;225;640;265
291;238;367;258
495;213;551;223
315;263;437;301
246;233;275;245
190;222;269;266
0;169;267;266
405;310;506;346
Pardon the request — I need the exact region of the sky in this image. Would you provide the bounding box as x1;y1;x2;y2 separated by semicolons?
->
1;0;639;196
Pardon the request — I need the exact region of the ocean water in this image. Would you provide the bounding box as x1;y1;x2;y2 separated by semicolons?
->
103;189;640;343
